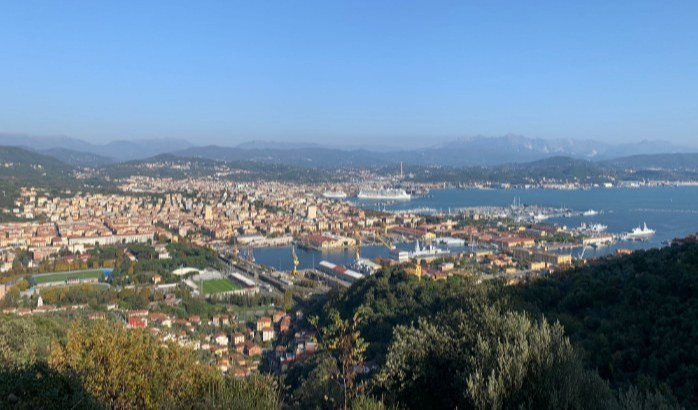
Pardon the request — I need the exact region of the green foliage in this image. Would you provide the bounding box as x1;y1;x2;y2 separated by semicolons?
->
283;289;294;312
195;374;280;410
110;242;222;285
0;361;100;410
513;241;698;407
350;395;393;410
40;283;117;307
0;314;66;368
310;308;368;409
295;257;684;409
378;307;612;409
308;267;505;363
48;321;216;408
284;352;343;410
0;315;280;409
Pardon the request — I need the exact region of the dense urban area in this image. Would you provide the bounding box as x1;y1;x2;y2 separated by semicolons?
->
1;145;697;409
4;2;698;408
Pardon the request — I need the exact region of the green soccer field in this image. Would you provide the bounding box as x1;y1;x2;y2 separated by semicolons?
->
33;270;104;284
201;278;240;294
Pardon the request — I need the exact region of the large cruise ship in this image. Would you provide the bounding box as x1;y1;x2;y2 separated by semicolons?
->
357;188;411;200
623;223;656;241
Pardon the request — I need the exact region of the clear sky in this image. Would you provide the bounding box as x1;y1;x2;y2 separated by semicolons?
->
1;1;697;147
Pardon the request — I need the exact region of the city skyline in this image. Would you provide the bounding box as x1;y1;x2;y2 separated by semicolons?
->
2;1;697;146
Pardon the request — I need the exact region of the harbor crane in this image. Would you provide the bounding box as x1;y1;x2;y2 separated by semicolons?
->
577;245;591;260
354;230;362;261
291;245;300;275
375;232;396;250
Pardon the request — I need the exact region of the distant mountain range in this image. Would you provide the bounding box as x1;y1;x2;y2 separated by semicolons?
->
3;145;698;189
0;133;192;164
170;135;698;168
1;132;696;167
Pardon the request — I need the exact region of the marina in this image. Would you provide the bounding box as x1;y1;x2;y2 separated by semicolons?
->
246;186;698;272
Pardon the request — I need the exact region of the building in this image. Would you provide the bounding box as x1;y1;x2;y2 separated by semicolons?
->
512;248;572;267
128;317;148;329
273;310;285;323
497;237;536;249
262;328;275;342
318;261;363;283
244;342;262;357
256;316;272;331
582;235;614;247
300;233;356;250
306;205;317;220
215;333;229;346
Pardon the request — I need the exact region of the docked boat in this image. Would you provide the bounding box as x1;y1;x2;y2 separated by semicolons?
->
409;240;450;259
583;209;601;216
322;191;347;199
357;188;411;201
578;222;608;233
623;223;656;241
434;236;466;247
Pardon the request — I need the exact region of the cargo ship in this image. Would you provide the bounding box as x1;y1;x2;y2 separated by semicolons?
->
357;188;411;200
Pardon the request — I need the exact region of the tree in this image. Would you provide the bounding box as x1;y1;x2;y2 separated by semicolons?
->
377;307;614;410
283;289;294;312
49;321;216;409
310;308;368;410
0;315;280;409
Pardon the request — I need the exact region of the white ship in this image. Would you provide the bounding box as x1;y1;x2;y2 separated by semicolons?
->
410;240;451;258
623;223;656;241
434;236;466;247
583;209;601;216
578;222;608;233
322;191;347;199
357;188;411;201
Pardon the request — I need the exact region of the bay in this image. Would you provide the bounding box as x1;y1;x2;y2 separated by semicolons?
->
254;187;698;270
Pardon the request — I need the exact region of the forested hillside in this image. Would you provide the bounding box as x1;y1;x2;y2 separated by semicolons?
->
293;241;698;408
2;241;697;408
514;241;698;407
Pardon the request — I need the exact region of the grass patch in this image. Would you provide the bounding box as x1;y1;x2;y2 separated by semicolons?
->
201;278;240;294
33;270;104;284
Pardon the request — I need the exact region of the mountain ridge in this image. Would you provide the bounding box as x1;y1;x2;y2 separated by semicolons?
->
1;132;696;167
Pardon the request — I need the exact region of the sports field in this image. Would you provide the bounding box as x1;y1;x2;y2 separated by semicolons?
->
33;270;104;284
201;278;240;294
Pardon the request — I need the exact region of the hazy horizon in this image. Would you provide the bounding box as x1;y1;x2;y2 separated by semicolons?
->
3;131;698;152
2;1;697;146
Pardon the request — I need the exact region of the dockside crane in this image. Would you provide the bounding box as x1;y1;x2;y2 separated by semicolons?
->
354;230;362;261
375;232;396;250
291;245;300;275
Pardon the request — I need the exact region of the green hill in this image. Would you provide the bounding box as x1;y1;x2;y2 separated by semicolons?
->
2;239;697;408
514;240;698;407
0;146;78;210
294;241;698;408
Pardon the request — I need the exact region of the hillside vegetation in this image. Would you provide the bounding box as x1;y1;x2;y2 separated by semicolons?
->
2;241;697;408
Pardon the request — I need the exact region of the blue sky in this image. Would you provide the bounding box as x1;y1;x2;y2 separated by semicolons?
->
1;1;697;147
